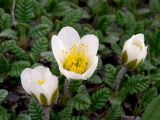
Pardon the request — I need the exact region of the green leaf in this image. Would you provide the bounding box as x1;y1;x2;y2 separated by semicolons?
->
41;16;53;30
29;98;43;120
148;30;160;58
40;51;56;63
142;87;158;109
9;61;31;77
16;114;31;120
116;10;135;30
0;40;27;60
31;37;48;61
58;102;73;120
71;115;88;120
91;88;110;111
103;64;117;88
0;29;17;40
0;78;4;84
63;9;82;26
77;85;88;95
15;0;34;24
0;106;11;120
0;89;8;102
0;13;12;30
69;80;82;93
73;94;91;111
88;0;109;16
0;54;10;73
141;95;160;120
149;0;160;14
121;75;149;95
29;24;50;39
96;15;108;33
88;75;102;84
106;104;123;120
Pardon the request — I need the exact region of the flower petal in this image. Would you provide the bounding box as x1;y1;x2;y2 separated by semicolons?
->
41;69;58;104
35;66;48;76
29;82;46;104
138;46;148;62
82;56;98;80
80;35;99;56
58;26;80;50
132;33;144;43
51;35;67;65
21;68;32;94
59;64;84;80
125;45;141;63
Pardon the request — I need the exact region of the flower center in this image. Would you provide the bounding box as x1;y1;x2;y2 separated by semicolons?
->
133;40;142;50
37;79;45;85
63;44;88;74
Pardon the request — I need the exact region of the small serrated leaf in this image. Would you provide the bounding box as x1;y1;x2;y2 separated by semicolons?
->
91;88;110;110
88;75;102;84
29;98;43;120
16;114;31;120
0;89;8;102
9;61;31;77
73;94;91;111
0;29;17;40
141;95;160;120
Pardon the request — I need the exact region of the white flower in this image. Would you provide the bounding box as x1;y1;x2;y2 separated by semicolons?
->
51;26;99;80
21;66;58;105
121;33;147;70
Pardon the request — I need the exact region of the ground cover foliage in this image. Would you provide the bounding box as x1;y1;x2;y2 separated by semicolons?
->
0;0;160;119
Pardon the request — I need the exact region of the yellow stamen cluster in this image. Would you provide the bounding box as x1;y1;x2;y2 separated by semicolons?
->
133;40;142;50
63;44;88;74
37;79;45;85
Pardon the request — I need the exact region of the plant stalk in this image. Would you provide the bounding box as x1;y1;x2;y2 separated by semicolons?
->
43;106;50;120
114;66;127;93
64;78;69;98
11;0;17;26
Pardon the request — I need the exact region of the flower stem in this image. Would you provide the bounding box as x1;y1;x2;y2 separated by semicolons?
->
114;66;127;93
43;106;50;120
64;78;69;98
11;0;17;26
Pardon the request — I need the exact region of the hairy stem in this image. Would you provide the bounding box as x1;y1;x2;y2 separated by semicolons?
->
11;0;17;26
64;78;70;98
43;106;50;120
114;66;127;93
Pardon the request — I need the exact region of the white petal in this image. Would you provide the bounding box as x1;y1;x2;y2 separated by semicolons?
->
29;81;45;104
51;35;67;65
122;39;132;53
82;56;98;80
58;26;80;50
131;33;144;43
35;66;48;76
29;69;43;83
137;46;148;62
59;64;84;80
21;68;32;94
126;45;142;63
80;35;99;56
41;68;58;104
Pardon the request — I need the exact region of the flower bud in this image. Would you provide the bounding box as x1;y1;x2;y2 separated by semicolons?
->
121;33;147;70
21;66;59;106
